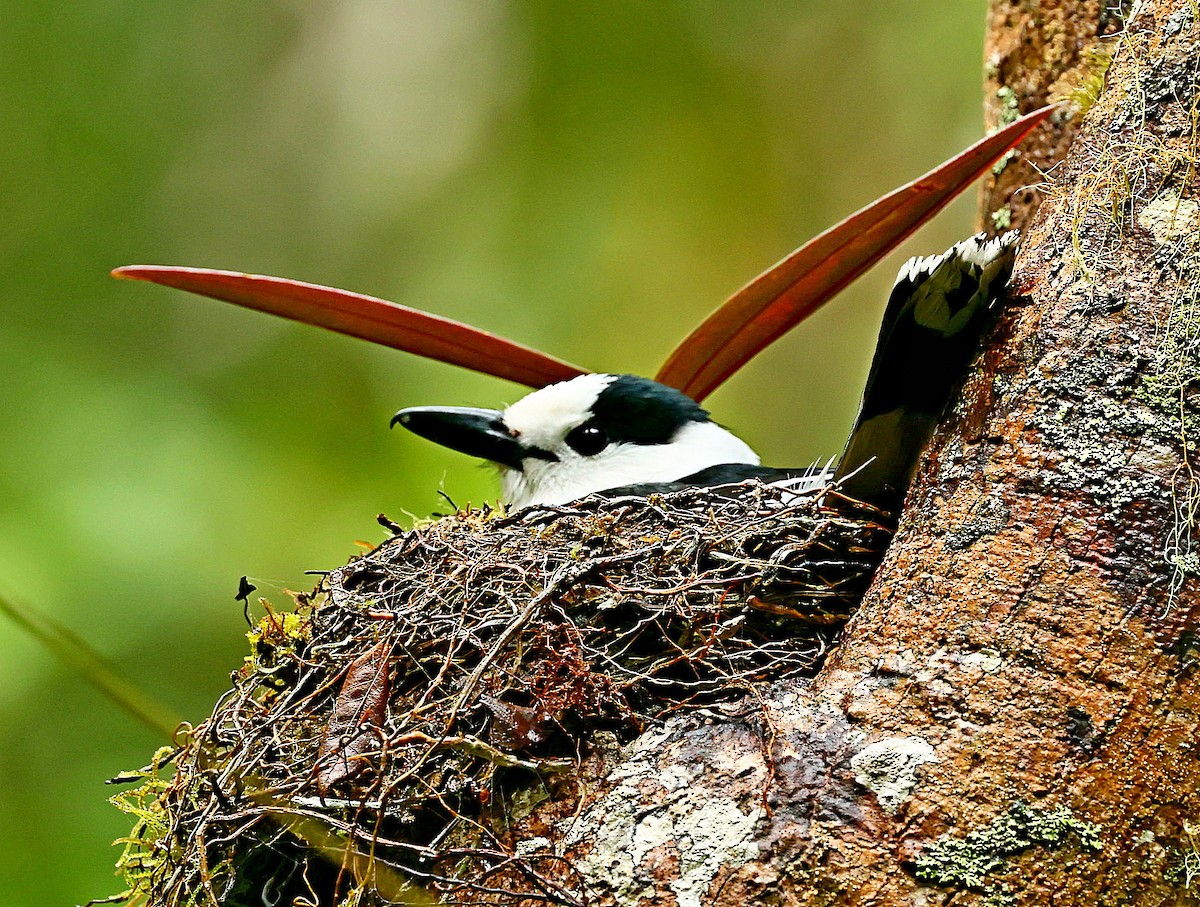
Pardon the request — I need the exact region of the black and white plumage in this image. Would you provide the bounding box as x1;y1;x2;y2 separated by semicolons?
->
393;373;781;508
392;233;1018;511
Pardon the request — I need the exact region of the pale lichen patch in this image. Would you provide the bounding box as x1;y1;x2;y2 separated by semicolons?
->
1137;189;1200;245
849;736;937;815
564;720;765;907
513;836;551;858
960;649;1004;675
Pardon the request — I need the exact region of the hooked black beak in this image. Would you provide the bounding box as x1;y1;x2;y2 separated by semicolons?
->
391;406;526;470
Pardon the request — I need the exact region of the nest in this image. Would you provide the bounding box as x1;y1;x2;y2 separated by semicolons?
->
107;481;892;907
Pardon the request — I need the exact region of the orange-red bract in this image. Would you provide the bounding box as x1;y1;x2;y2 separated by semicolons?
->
654;105;1057;401
111;266;586;390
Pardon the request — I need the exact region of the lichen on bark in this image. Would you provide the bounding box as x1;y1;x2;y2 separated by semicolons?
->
912;802;1102;897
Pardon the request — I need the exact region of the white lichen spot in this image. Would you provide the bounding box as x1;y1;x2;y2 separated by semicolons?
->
850;736;937;815
563;722;763;907
960;649;1004;674
514;836;551;857
1137;189;1200;245
665;796;761;907
657;763;692;792
571;785;762;907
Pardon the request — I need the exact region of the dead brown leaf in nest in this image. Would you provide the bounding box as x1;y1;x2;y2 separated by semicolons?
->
316;641;393;793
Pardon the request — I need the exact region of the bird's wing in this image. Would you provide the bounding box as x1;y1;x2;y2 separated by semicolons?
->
594;463;830;500
833;232;1019;509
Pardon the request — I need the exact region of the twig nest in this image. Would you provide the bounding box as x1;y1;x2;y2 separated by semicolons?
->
109;481;891;907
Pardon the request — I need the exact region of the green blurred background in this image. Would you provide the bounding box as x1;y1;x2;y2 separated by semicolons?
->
0;2;991;902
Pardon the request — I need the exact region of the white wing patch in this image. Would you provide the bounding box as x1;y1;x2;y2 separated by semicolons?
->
893;231;1017;288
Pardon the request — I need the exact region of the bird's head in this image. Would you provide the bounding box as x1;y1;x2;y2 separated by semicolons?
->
392;373;759;508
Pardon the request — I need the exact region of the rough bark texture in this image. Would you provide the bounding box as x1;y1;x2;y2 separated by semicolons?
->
512;3;1200;904
978;0;1123;232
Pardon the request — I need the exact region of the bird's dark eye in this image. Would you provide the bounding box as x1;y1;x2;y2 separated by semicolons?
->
565;423;608;456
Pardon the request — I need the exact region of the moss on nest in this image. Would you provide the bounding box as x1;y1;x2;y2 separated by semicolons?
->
104;481;892;907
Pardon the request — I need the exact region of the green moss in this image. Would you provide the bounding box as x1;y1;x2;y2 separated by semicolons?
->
1056;44;1114;116
990;205;1012;230
1166;821;1200;889
913;802;1102;896
990;88;1021;176
107;746;182;905
1166;848;1200;889
1134;271;1200;431
243;601;314;673
983;888;1017;907
995;86;1020;128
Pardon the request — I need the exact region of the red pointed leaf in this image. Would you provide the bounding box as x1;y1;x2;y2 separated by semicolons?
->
112;266;587;390
656;104;1059;401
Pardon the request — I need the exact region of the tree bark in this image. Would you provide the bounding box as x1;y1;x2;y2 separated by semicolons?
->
531;2;1200;904
978;0;1123;232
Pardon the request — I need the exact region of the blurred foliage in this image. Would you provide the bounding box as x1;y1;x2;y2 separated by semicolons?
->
0;0;988;902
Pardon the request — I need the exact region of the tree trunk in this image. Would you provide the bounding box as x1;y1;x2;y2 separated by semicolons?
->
543;2;1200;904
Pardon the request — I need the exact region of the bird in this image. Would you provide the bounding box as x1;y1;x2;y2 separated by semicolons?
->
392;232;1018;513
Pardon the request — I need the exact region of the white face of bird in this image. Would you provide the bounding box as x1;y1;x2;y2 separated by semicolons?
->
393;373;760;508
